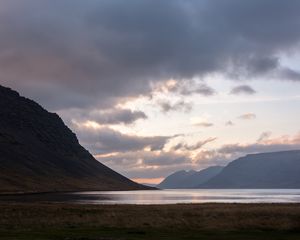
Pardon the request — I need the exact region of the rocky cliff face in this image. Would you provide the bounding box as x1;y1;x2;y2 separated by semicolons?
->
0;85;147;193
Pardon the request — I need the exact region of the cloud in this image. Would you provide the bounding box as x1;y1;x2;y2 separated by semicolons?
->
257;131;272;142
195;132;300;167
96;131;300;179
191;115;214;127
96;150;191;178
246;56;279;76
230;85;256;95
60;108;147;125
161;81;216;97
218;143;297;156
225;121;234;126
1;0;300;181
90;109;147;125
172;137;217;151
1;0;300;110
238;113;256;120
193;122;214;128
157;100;192;113
194;150;230;168
73;125;172;154
180;83;216;96
279;68;300;81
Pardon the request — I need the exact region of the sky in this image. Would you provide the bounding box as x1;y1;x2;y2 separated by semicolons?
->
1;0;300;184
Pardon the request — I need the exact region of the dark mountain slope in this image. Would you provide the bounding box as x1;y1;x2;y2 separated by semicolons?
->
199;150;300;189
157;166;223;189
157;170;196;189
0;85;147;193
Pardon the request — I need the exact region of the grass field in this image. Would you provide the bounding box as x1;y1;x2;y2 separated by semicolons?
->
1;203;300;239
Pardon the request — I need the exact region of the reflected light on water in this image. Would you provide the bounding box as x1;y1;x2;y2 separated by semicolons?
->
1;189;300;205
70;189;300;205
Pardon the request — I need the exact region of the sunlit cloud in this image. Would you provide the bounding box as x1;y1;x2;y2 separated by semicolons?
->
151;79;216;97
191;115;214;127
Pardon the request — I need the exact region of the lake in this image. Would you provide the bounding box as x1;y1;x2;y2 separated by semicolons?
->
1;189;300;204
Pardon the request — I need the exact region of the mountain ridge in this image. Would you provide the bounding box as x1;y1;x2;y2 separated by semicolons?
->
0;85;148;193
199;150;300;189
157;166;223;189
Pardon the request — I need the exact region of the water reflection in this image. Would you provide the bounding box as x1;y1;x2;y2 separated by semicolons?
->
71;189;300;204
1;189;300;204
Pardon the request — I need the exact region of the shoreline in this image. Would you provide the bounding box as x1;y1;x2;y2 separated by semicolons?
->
0;188;159;196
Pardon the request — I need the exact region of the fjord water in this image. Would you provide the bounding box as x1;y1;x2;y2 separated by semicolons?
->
2;189;300;204
71;189;300;204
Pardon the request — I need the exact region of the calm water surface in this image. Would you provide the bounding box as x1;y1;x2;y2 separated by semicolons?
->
1;189;300;204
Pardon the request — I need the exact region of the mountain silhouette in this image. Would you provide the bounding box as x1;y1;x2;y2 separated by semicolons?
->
0;85;148;193
157;166;223;189
199;150;300;188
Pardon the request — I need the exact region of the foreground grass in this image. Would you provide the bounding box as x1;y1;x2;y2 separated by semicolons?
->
0;203;300;239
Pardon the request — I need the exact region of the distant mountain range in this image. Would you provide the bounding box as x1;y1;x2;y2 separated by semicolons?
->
0;85;148;194
157;166;223;189
158;150;300;189
200;150;300;189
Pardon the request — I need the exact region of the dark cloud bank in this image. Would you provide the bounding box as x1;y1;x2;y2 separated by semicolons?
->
0;0;300;111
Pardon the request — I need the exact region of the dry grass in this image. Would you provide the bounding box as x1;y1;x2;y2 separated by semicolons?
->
1;203;300;231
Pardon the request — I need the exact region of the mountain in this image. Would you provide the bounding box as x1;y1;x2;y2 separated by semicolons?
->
157;166;223;189
157;170;196;189
0;85;148;194
139;183;157;188
199;150;300;189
